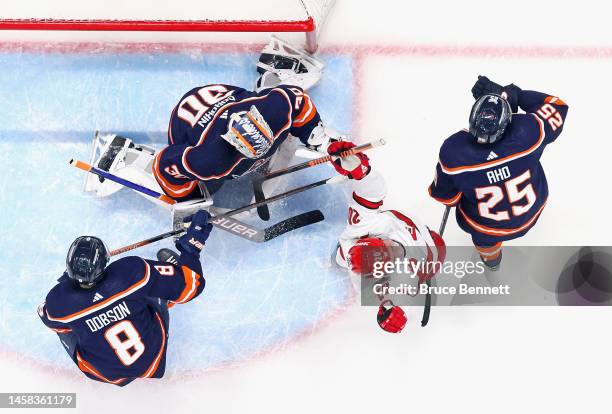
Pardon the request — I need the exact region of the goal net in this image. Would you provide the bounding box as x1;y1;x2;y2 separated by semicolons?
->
0;0;335;52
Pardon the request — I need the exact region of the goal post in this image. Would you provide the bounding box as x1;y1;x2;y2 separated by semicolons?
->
0;0;335;53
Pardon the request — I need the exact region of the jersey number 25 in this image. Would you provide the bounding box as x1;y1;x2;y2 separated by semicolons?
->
475;170;536;221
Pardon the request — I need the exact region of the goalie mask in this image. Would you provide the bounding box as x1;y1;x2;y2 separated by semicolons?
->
221;106;275;159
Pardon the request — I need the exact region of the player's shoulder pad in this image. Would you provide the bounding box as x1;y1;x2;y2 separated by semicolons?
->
104;256;149;283
263;84;304;98
438;130;475;167
508;113;544;145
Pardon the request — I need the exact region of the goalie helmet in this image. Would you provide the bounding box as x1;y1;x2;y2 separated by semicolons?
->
469;94;512;144
221;106;275;159
66;236;110;287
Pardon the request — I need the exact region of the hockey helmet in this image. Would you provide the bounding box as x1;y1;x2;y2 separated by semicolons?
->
66;236;110;286
469;94;512;144
221;106;275;159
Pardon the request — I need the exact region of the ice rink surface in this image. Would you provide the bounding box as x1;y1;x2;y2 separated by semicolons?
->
0;49;355;372
1;1;612;413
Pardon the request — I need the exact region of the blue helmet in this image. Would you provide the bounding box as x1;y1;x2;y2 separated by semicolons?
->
66;236;109;286
469;94;512;144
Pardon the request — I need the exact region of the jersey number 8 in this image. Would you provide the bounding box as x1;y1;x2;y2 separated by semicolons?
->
104;321;146;366
475;170;536;221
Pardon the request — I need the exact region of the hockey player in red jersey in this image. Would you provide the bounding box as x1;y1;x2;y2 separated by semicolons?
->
328;141;446;332
428;76;568;270
38;210;212;386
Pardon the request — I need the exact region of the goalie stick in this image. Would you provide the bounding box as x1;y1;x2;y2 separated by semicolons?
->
420;205;452;327
254;139;386;221
70;158;326;243
109;176;344;255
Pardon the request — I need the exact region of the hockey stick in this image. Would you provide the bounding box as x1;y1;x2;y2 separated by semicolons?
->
109;210;324;256
253;139;386;221
421;205;452;327
207;207;323;243
70;159;176;205
109;176;344;255
70;158;325;243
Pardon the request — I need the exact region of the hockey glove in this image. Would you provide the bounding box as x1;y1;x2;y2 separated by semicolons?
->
176;210;213;256
471;75;521;112
377;300;407;333
328;141;370;180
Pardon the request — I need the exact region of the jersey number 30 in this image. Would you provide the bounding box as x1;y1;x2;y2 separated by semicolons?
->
475;170;536;221
104;321;145;366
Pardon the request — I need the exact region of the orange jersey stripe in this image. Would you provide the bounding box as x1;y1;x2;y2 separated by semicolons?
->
50;327;72;334
440;115;545;175
428;186;462;206
77;352;127;385
170;266;202;305
47;261;151;323
152;148;199;198
140;312;167;378
293;95;316;127
459;201;547;236
545;96;567;106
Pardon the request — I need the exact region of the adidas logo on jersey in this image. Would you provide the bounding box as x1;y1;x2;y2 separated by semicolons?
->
486;151;499;161
92;292;104;302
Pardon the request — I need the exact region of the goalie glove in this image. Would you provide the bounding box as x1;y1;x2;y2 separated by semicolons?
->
328;141;370;180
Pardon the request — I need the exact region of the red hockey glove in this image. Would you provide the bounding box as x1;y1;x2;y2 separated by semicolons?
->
377;300;407;333
327;141;370;180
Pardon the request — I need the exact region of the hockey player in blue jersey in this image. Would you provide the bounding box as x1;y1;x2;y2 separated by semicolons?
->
83;37;338;218
38;210;212;386
151;80;327;200
428;76;568;270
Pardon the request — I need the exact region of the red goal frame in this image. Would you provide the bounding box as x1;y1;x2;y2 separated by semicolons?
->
0;17;321;52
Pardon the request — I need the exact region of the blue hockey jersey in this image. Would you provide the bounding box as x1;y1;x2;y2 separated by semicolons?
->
429;90;568;241
38;252;204;385
153;84;321;199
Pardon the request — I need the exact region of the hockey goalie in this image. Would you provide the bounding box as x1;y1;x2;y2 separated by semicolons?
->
83;37;341;224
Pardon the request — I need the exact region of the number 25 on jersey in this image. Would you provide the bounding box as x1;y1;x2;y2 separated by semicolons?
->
475;169;536;221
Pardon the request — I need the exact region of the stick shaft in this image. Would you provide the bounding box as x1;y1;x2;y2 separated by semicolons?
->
110;176;339;255
262;139;385;181
421;206;453;327
70;159;176;205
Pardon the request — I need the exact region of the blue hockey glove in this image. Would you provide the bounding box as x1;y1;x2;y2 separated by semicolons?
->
471;75;521;112
176;210;213;256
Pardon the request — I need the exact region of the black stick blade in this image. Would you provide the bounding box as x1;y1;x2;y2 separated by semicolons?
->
252;179;270;221
264;210;324;241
